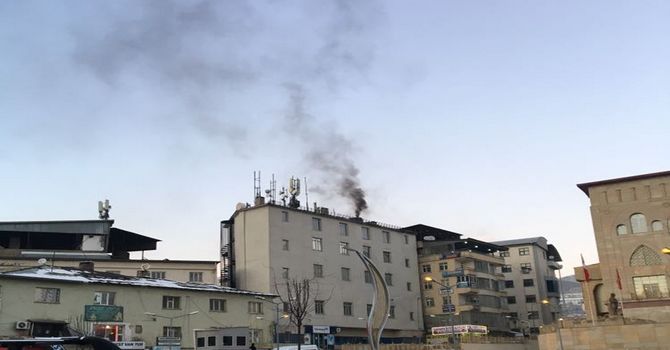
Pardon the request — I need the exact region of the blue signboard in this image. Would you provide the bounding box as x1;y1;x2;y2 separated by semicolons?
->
442;304;455;313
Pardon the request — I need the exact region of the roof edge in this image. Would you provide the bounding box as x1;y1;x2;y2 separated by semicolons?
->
577;170;670;196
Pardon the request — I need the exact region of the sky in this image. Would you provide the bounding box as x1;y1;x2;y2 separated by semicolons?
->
1;0;669;275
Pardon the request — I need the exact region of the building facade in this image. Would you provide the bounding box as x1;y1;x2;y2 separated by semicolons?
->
576;171;670;322
491;237;562;335
0;266;275;349
222;202;424;345
408;225;509;335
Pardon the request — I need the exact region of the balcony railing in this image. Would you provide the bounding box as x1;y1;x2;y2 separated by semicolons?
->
629;291;670;301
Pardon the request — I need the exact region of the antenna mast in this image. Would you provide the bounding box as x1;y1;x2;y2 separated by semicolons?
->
98;199;112;220
253;171;261;199
304;177;309;211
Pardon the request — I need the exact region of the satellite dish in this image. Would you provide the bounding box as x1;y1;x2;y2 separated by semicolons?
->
423;235;436;241
141;263;151;271
37;258;48;266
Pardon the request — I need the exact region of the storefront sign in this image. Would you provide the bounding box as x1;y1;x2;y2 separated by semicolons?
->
157;337;181;346
431;324;487;335
312;325;330;334
115;342;145;350
84;305;124;322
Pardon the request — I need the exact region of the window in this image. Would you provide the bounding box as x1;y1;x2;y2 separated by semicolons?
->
283;302;289;313
341;267;351;281
424;282;433;290
422;264;432;273
162;296;181;309
367;304;372;315
340;242;350;255
506;296;516;304
382;231;391;243
633;275;669;299
313;264;323;278
439;262;448;271
93;291;115;305
425;298;435;307
236;336;246;346
384;273;393;286
518;247;530;256
520;263;532;273
363;245;371;258
34;287;60;304
389;305;395;318
616;224;628;235
475;260;489;273
197;338;205;347
315;300;325;314
500;251;510;257
362;227;370;240
505;280;514;288
208;336;216;346
248;301;263;314
652;220;663;231
364;270;372;283
525;295;537;303
210;298;226;312
383;251;391;263
630;245;663;266
407;282;412;291
282;267;289;279
528;311;539;319
404;235;409;244
343;302;353;316
502;265;512;273
189;272;203;282
163;327;181;338
151;271;166;279
523;279;534;287
282;239;289;251
312;217;322;231
312;237;323;251
223;336;233;346
405;258;410;268
630;213;648;233
409;312;414;320
281;211;289;222
339;223;348;236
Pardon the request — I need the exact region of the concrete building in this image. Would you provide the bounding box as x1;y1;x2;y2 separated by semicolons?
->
575;170;670;322
221;202;424;346
0;265;275;349
408;224;509;335
0;220;218;283
491;237;562;335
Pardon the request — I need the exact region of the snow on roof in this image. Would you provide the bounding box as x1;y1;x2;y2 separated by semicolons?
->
0;266;275;297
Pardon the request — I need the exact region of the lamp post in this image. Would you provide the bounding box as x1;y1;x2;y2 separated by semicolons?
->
424;277;457;349
144;311;198;350
542;299;564;350
255;296;287;350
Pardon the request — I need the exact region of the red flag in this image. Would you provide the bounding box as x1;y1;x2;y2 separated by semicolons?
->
581;254;591;282
616;268;622;290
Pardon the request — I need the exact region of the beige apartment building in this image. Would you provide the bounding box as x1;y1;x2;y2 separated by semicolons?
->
222;202;424;346
491;237;562;335
408;224;509;335
576;170;670;322
0;265;275;349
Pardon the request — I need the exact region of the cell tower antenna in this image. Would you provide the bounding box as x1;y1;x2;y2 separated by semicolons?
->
269;174;277;204
253;171;261;199
288;177;301;208
304;177;309;211
98;199;112;220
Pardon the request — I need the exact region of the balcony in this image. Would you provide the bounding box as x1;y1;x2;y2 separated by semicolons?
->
455;251;505;265
547;260;562;270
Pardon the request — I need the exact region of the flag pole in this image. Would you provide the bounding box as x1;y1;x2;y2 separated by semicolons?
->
583;280;596;325
616;268;625;320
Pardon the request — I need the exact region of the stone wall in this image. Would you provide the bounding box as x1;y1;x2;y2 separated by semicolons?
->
538;322;670;349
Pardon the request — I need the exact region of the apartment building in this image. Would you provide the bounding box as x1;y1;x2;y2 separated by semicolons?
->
0;265;275;349
408;224;509;335
221;202;424;346
491;237;562;335
0;220;218;283
576;170;670;322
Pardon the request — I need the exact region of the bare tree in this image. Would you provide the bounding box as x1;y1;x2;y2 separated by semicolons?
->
274;278;331;350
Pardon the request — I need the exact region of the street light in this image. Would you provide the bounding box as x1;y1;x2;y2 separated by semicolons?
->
256;296;283;350
541;299;564;350
662;247;670;255
423;277;457;349
144;311;198;350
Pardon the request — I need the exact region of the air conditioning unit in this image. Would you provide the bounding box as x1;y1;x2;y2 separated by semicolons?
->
16;321;31;330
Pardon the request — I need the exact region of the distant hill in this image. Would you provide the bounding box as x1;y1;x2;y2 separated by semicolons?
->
560;275;582;293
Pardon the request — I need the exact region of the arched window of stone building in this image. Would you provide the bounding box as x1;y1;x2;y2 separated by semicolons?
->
616;224;628;235
630;245;663;266
651;220;663;232
630;213;648;233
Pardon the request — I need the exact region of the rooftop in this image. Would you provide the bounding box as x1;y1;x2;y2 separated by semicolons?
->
0;266;274;297
576;170;670;196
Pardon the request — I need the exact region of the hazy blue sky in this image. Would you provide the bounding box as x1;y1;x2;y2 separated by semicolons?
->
1;1;669;274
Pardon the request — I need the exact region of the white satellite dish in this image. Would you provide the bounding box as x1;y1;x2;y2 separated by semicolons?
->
140;263;151;271
423;235;436;241
37;258;48;266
